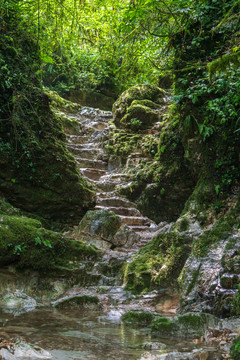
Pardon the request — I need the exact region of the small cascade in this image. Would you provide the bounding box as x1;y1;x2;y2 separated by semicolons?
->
66;106;159;250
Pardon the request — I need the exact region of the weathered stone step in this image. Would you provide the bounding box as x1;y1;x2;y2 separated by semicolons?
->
95;205;141;217
97;197;137;208
76;158;108;170
80;168;106;181
67;135;90;145
130;225;152;232
119;216;151;226
94;181;116;192
100;173;131;183
81;120;109;131
68;146;102;159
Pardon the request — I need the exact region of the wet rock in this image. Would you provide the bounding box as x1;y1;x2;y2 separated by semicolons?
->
0;341;52;359
53;293;101;310
0;291;37;316
141;342;167;350
179;233;240;316
140;349;223;360
151;312;219;339
108;287;134;304
71;209;139;250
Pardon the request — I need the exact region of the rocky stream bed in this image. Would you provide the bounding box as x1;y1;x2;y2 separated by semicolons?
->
0;99;239;360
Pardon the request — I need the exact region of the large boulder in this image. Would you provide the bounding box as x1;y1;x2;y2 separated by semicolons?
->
70;210;140;250
113;84;165;130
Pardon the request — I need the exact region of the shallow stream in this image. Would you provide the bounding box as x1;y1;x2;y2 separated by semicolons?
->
0;308;211;360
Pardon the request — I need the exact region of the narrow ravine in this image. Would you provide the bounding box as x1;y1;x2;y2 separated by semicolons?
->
1;104;239;360
66;106;159;251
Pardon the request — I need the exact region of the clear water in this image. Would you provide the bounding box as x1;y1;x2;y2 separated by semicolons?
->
0;308;204;360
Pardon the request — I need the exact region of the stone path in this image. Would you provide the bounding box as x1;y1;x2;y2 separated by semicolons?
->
66;107;160;249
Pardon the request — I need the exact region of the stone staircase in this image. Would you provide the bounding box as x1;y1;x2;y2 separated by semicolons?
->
66;107;159;249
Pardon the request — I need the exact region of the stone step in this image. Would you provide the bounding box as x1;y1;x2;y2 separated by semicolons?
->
95;205;141;217
68;146;102;159
81;120;109;131
130;225;150;236
80;168;107;181
97;197;137;208
100;173;131;183
119;215;151;226
76;158;108;170
95;181;116;192
67;135;90;145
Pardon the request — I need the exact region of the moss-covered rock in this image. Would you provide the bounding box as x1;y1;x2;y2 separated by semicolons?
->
124;232;191;293
151;312;219;338
232;285;240;316
0;213;98;271
0;10;95;227
179;201;240;316
116;121;196;223
120;100;160;131
112;84;165;128
70;209;139;250
121;309;158;326
151;317;178;334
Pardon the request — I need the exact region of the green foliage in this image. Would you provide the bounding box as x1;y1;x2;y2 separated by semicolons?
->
230;336;240;360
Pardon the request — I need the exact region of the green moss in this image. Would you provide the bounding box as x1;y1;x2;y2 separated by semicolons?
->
0;14;95;227
177;313;204;329
230;336;240;360
120;102;159;131
121;310;157;326
0;214;98;271
124;232;191;293
177;217;190;232
0;199;21;216
106;128;141;159
208;51;240;77
151;313;218;338
232;285;240;315
113;84;165;127
193;204;240;256
184;265;201;295
46;89;82;112
151;317;177;334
